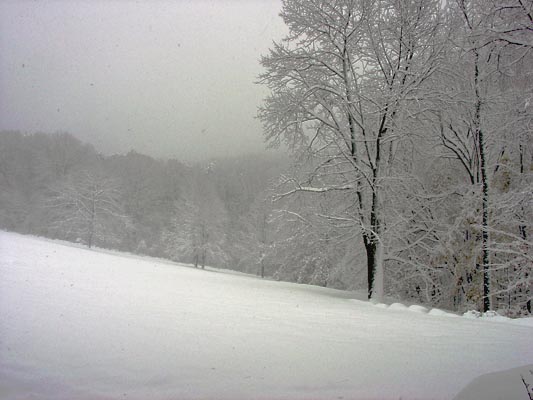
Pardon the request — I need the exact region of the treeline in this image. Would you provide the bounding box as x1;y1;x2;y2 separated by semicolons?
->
0;130;366;290
0;131;286;274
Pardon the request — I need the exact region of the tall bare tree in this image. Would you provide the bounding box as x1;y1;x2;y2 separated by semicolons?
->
259;0;444;300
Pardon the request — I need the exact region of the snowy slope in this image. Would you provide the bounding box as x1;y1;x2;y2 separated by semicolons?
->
1;231;532;400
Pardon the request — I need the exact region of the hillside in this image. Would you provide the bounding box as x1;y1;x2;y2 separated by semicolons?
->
1;231;532;399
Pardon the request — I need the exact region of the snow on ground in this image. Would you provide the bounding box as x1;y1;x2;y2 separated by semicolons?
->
1;231;532;400
453;364;533;400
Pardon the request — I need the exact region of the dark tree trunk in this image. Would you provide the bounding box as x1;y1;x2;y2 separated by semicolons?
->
459;0;491;312
473;49;491;312
519;144;527;240
364;239;377;299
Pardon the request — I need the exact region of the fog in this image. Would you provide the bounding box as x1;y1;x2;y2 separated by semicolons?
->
0;0;286;161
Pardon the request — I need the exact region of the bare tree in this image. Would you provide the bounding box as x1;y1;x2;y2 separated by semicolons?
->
486;0;533;49
48;171;127;248
259;0;445;300
163;167;229;269
428;0;533;312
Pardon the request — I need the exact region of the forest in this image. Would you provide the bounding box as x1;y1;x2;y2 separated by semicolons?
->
257;0;533;315
1;0;532;318
0;131;288;276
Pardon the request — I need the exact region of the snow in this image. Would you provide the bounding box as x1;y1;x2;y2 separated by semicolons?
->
453;364;533;400
1;231;532;400
388;302;409;310
462;310;482;319
428;308;460;318
462;309;533;326
408;305;429;314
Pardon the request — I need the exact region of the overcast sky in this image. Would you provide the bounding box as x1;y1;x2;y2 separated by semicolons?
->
0;0;286;161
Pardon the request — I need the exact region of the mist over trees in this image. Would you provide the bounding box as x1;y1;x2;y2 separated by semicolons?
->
0;130;286;271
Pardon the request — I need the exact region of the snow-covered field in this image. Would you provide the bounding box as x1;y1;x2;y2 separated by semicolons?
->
1;231;532;400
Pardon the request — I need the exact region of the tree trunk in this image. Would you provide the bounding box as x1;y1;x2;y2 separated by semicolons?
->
365;116;385;302
88;196;95;248
364;187;384;302
365;240;377;299
473;49;491;312
364;238;384;302
480;148;490;312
